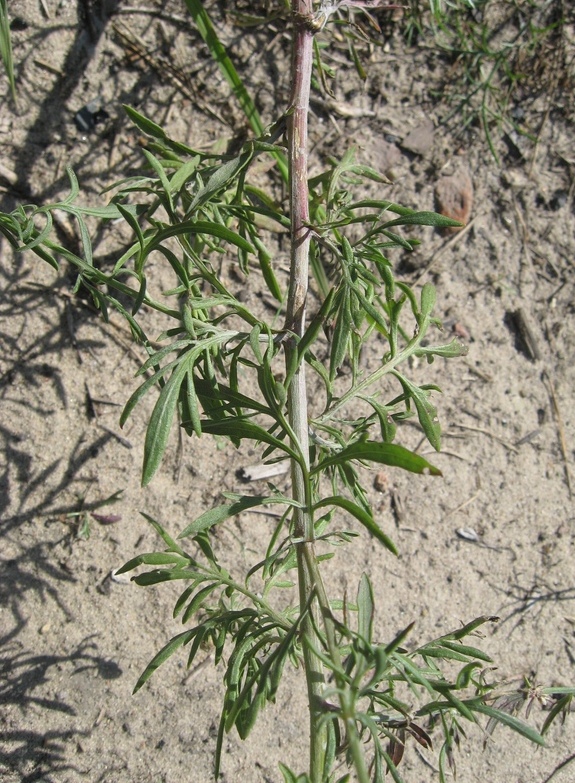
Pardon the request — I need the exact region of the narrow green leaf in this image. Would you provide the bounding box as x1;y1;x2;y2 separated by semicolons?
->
196;418;300;462
415;339;468;360
420;646;477;663
116;552;189;574
182;582;220;623
133;630;194;692
169;155;201;193
541;686;575;697
120;356;182;427
116;202;146;268
184;0;264;136
249;324;263;364
378;229;414;250
312;441;441;477
252;233;282;302
131;273;147;316
314;496;397;554
140;512;187;556
381;211;463;230
183;369;202;437
143;354;194;486
142;148;173;208
194;376;271;416
349;39;366;80
186;623;211;669
541;694;573;735
179;495;296;539
455;661;483;689
188;149;252;211
439;640;493;663
132;569;198;586
22;211;53;251
330;288;352;380
436;687;476;722
439;616;499;642
471;703;546;746
392;372;442;451
0;0;16;100
124;105;167;140
420;283;436;321
346;199;407;214
363;397;396;443
392;652;436;695
384;622;415;655
144;220;255;256
137;341;192;375
351;286;389;333
279;763;308;783
76;200;145;221
173;582;199;618
357;573;374;644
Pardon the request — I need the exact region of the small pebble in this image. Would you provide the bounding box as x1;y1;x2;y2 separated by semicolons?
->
452;322;471;341
456;527;479;542
110;568;132;584
401;118;434;156
374;471;390;493
377;140;402;177
435;168;473;232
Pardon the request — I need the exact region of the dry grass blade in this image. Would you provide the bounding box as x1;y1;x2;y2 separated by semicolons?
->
542;369;573;498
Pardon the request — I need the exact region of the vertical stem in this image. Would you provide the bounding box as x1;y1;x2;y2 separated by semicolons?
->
285;1;313;351
286;3;313;538
284;3;327;781
284;7;373;781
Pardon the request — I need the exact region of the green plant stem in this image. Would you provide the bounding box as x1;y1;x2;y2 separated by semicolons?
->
285;5;371;781
284;3;327;780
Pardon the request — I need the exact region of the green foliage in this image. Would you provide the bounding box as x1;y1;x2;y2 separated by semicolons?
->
2;111;465;494
403;0;572;160
2;2;573;782
0;0;16;100
4;103;569;775
182;0;289;182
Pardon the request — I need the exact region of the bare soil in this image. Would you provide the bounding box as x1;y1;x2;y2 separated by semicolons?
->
1;2;574;782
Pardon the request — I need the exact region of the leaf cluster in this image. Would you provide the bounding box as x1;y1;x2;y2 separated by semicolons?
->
2;93;571;781
2;107;464;503
119;516;574;783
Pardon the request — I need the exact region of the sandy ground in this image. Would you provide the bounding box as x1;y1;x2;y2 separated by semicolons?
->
1;2;574;782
